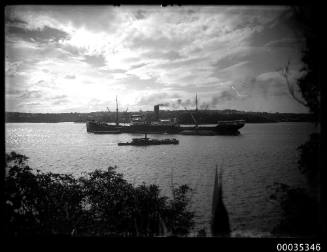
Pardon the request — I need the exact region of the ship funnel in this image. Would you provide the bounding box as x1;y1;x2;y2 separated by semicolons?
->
154;105;160;121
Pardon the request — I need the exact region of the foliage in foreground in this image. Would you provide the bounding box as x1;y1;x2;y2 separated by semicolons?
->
4;152;194;236
269;6;322;237
269;133;321;237
269;183;320;237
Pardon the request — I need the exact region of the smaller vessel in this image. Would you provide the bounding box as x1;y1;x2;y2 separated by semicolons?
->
118;133;179;146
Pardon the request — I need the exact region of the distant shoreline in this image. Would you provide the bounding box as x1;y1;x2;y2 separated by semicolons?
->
5;121;313;124
5;110;313;124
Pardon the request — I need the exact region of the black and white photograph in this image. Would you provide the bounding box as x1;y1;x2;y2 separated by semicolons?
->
4;5;322;241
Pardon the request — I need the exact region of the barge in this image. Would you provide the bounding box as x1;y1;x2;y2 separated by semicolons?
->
118;134;179;146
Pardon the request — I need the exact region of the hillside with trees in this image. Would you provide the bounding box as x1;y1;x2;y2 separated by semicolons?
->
5;110;313;124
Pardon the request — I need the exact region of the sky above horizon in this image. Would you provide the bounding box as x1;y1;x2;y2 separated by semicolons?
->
5;5;309;113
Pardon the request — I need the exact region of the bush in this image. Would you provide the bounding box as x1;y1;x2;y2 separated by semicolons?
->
269;183;320;237
4;152;194;237
297;133;320;184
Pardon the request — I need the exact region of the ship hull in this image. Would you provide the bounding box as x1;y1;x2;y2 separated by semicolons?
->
86;120;245;135
86;121;181;134
86;121;122;133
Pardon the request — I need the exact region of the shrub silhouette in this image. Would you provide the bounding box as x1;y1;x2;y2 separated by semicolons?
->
4;151;194;237
270;6;321;237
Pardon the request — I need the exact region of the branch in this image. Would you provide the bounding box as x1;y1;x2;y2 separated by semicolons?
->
278;60;307;107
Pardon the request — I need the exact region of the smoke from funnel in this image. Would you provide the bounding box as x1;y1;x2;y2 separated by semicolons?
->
157;103;170;107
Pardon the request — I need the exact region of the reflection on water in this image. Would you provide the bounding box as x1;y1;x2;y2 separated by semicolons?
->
5;122;316;236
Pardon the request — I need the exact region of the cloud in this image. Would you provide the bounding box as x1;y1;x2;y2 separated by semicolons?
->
264;38;304;48
5;74;31;97
129;62;149;70
219;61;250;72
174;98;193;109
19;90;43;99
246;7;299;47
5;15;28;26
231;86;247;98
65;74;76;79
208;86;249;107
82;54;106;68
4;6;307;113
212;47;250;70
127;34;188;52
6;24;70;44
256;71;282;82
5;60;24;76
6;86;23;95
211;91;236;104
51;94;69;105
239;72;289;98
154;56;209;71
25;102;41;106
141;50;183;61
134;9;147;20
136;92;181;107
5;5;120;33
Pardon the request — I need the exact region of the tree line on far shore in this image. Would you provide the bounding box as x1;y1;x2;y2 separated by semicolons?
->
5;110;313;124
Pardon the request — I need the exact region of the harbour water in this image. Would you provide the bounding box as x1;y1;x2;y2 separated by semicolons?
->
5;122;317;236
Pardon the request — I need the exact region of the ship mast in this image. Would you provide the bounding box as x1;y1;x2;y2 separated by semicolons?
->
115;96;119;126
195;93;198;128
195;93;198;112
183;93;199;128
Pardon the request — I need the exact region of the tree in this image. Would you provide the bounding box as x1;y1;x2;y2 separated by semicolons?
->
4;152;195;237
271;5;322;237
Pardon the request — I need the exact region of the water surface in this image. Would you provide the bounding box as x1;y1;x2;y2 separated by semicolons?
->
5;122;316;236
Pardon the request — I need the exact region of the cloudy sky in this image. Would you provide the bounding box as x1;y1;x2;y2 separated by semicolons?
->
5;5;308;113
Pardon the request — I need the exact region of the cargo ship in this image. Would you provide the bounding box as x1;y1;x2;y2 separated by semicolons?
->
86;96;245;135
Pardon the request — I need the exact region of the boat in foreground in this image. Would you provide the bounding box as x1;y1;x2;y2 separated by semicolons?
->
118;134;179;146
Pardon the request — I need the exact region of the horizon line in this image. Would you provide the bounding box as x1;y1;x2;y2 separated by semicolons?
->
5;110;311;115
